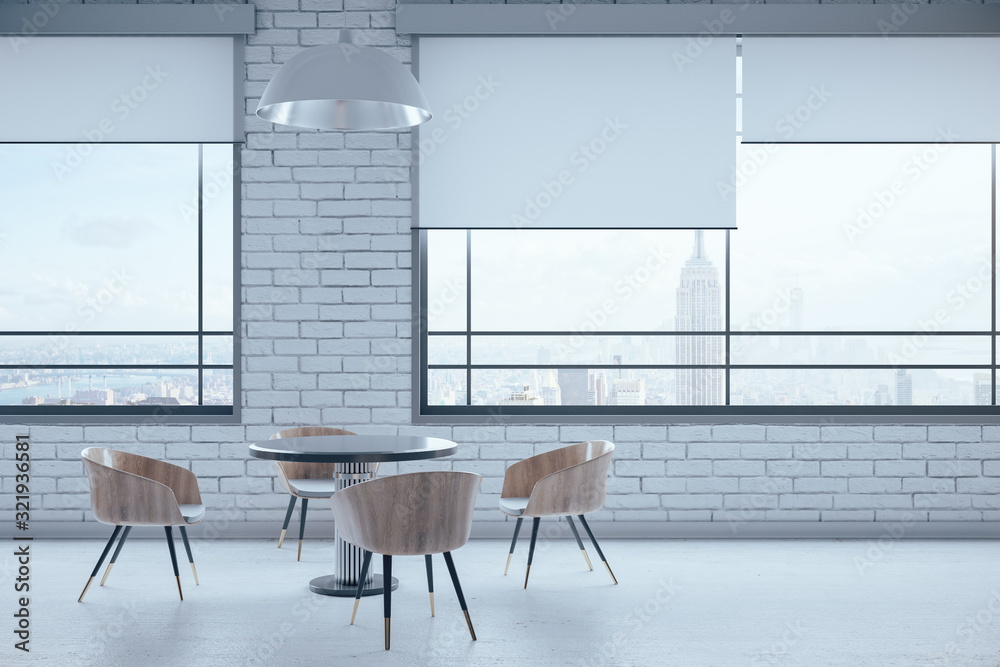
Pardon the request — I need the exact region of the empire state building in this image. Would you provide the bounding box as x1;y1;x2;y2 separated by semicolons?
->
675;231;724;405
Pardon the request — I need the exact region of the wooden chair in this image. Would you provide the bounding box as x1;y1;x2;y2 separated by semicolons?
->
329;471;481;651
79;447;204;602
499;440;617;588
270;427;357;561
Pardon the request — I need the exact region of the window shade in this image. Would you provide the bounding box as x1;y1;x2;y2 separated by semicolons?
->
741;37;1000;144
0;37;237;143
416;37;736;229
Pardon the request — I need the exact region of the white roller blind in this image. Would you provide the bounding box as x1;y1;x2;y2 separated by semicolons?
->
741;37;1000;143
0;36;237;142
416;37;736;229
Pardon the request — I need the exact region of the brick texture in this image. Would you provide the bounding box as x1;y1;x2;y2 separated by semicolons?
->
2;0;997;533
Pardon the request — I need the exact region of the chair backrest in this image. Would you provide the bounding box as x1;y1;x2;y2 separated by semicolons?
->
329;471;482;556
503;441;615;517
269;427;357;492
81;447;199;526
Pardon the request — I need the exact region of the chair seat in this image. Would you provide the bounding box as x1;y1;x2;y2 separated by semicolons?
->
289;479;340;498
499;497;529;516
178;504;206;524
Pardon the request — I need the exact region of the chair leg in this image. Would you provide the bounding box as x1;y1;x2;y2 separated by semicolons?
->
78;526;122;602
165;526;183;601
565;516;593;571
351;550;372;625
383;555;392;651
425;554;435;617
178;526;199;585
524;517;540;589
100;526;132;586
504;517;523;575
577;514;617;585
443;551;476;641
278;496;297;548
297;498;309;562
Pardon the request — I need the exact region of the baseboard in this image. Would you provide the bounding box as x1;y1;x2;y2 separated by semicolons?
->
6;521;999;540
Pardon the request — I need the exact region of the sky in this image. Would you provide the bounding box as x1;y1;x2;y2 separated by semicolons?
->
0;143;233;337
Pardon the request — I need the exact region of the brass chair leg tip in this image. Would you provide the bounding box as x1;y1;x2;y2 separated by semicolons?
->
176;576;184;601
384;618;391;651
603;561;618;585
277;529;286;549
582;550;594;571
100;563;114;586
429;592;435;617
78;577;95;602
351;599;360;625
463;610;477;641
504;553;513;576
523;564;531;589
190;563;200;586
297;540;303;562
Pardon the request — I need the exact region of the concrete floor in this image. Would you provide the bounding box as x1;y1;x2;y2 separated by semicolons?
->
13;537;1000;666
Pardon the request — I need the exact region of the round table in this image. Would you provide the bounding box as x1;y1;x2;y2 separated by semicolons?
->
249;435;458;597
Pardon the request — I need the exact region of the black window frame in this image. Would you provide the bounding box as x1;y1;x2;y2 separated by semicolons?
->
413;144;999;422
0;142;240;423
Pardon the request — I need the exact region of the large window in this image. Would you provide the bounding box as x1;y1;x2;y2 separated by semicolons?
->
0;143;236;417
418;143;997;417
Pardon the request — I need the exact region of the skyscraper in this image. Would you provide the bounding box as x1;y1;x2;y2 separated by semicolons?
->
539;369;562;406
675;231;724;405
895;369;912;406
974;372;991;406
558;369;588;406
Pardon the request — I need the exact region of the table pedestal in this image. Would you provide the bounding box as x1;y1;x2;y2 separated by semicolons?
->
309;461;399;598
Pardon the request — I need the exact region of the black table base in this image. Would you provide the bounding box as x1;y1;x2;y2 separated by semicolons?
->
309;573;399;597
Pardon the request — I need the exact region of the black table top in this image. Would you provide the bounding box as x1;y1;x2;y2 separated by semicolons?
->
248;434;458;463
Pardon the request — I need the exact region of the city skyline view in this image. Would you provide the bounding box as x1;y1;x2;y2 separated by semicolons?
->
425;143;996;410
0;143;236;411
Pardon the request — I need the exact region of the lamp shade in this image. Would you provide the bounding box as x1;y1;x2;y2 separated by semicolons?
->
256;30;432;131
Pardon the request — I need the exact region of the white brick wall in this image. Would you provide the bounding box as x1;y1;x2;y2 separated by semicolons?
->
3;0;999;539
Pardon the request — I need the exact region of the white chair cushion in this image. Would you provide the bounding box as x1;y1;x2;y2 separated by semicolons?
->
499;497;529;516
178;504;206;524
289;479;340;498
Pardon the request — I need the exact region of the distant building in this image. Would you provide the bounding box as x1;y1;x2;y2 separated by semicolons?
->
610;378;646;406
21;396;43;406
539;370;562;406
872;383;891;406
558;369;588;406
675;231;724;405
589;373;606;406
73;389;114;406
974;372;991;406
895;369;913;406
500;386;543;406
